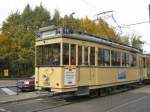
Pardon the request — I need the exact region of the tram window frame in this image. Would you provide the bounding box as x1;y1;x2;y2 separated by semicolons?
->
111;50;121;66
36;46;43;65
129;54;136;67
98;48;101;66
63;43;69;65
78;46;82;65
71;44;76;65
122;52;126;67
84;46;89;65
143;57;146;68
36;43;60;66
122;52;129;67
90;47;95;65
101;49;110;66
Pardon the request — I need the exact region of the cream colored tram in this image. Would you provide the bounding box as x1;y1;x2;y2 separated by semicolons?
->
142;54;150;82
35;26;144;95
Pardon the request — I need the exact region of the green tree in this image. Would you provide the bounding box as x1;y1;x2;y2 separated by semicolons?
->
1;4;51;77
131;35;144;49
32;4;51;29
51;9;62;26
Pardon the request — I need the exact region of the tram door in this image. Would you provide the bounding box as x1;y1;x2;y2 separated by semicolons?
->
139;57;143;80
77;46;91;86
147;58;150;78
89;47;96;85
90;67;96;85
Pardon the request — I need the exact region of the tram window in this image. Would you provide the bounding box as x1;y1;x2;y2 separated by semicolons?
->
36;46;43;65
101;49;110;66
36;44;60;66
84;47;89;65
122;53;129;67
78;46;82;65
45;46;49;65
143;58;146;68
71;44;76;65
130;54;136;67
90;47;95;65
122;53;126;66
111;51;121;66
126;53;129;66
52;44;60;65
98;48;101;66
63;44;69;65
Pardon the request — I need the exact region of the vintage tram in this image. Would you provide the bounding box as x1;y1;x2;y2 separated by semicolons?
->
35;26;150;95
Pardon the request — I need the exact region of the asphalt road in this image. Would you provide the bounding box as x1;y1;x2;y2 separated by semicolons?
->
0;80;21;97
1;86;150;112
0;80;16;87
0;87;17;97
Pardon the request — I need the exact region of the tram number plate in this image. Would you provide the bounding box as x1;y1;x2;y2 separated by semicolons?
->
64;67;76;87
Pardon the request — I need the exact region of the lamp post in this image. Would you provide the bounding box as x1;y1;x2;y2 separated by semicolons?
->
69;12;75;32
70;12;75;17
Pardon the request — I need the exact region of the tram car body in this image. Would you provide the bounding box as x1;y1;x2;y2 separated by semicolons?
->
35;26;150;95
142;54;150;83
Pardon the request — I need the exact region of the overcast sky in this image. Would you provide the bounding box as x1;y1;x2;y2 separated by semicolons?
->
1;0;150;52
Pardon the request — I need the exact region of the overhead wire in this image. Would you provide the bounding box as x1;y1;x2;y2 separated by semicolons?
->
120;21;150;27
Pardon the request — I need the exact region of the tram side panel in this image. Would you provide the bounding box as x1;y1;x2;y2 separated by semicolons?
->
35;66;140;94
143;56;150;82
35;67;63;91
91;67;139;89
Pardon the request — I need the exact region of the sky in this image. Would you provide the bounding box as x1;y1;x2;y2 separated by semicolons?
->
0;0;150;52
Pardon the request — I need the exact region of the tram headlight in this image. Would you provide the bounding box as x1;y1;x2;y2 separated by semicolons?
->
42;74;48;81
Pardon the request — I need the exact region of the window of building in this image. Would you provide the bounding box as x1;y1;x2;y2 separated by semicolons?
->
63;43;69;65
90;47;95;65
111;51;121;66
71;44;76;65
36;43;60;66
78;46;82;65
84;47;89;65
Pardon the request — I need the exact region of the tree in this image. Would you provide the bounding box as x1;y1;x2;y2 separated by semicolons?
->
32;4;51;29
51;9;62;26
131;35;144;50
120;36;129;45
1;4;51;77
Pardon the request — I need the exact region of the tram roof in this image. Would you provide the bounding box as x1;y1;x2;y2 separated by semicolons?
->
37;26;141;53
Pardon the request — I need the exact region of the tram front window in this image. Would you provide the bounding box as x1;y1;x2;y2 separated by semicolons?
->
63;44;69;65
36;44;60;66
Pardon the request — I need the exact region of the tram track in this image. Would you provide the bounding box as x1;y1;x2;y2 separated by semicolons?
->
0;94;95;112
31;95;96;112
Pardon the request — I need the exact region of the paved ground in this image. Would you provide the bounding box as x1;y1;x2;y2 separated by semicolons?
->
0;80;16;87
1;86;150;112
0;87;17;97
0;80;19;97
